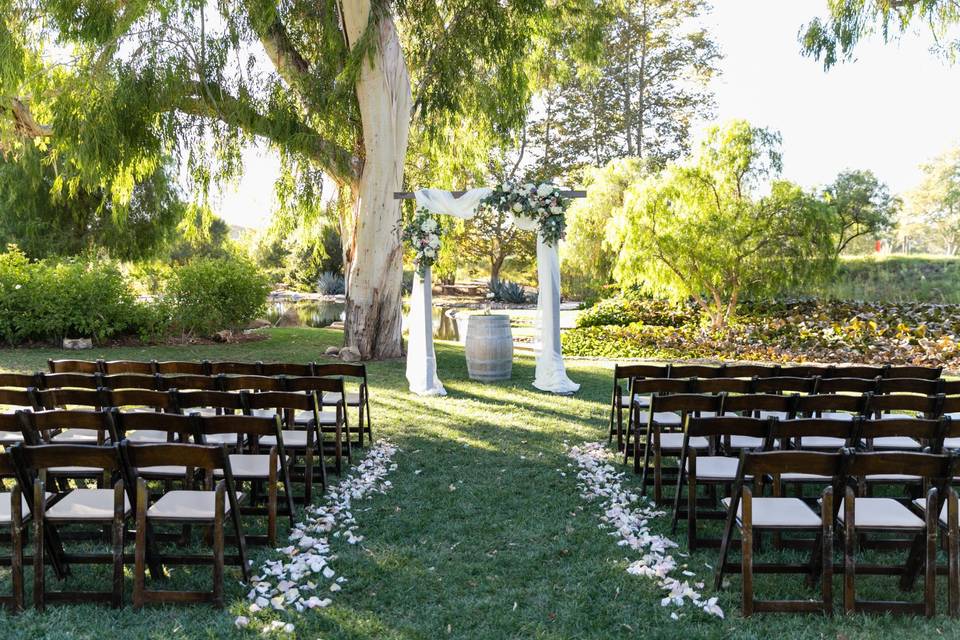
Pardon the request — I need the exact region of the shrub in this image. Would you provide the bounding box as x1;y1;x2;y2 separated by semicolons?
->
317;271;345;295
167;257;270;336
490;280;528;304
575;295;695;328
0;246;138;344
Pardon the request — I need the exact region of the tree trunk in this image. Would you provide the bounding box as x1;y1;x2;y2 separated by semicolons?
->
490;254;505;287
339;2;411;359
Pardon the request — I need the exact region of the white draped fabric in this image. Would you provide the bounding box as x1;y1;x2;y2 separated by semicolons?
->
405;267;446;396
405;187;578;395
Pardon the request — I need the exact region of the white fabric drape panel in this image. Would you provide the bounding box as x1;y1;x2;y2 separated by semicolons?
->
532;234;580;394
405;267;446;396
414;188;493;219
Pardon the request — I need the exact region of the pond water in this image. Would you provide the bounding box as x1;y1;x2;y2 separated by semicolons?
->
264;298;466;339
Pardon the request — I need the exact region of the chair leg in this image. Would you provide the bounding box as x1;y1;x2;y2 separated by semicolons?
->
33;480;45;613
715;487;740;591
843;487;856;615
687;462;698;551
950;490;959;618
304;448;314;503
134;479;148;611
924;489;938;618
11;489;23;613
670;451;687;534
268;468;278;548
213;491;225;608
821;487;833;616
741;487;753;618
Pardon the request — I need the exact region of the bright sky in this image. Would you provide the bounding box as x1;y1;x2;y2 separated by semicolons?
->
213;1;960;229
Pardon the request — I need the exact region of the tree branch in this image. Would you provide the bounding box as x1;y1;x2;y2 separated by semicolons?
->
6;98;53;139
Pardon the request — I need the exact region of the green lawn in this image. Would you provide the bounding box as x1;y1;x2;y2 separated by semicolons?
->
0;328;954;638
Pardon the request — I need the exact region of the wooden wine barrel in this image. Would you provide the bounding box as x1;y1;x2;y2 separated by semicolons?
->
464;314;513;381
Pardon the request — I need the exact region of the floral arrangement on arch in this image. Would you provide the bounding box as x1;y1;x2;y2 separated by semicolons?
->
484;182;570;246
402;207;442;275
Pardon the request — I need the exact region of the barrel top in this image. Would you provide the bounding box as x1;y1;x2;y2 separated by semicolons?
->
467;313;511;324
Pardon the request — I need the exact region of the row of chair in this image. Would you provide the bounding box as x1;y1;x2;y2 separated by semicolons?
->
714;448;959;618
0;409;315;611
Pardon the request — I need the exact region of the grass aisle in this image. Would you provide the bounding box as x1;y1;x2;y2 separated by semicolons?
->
0;328;952;638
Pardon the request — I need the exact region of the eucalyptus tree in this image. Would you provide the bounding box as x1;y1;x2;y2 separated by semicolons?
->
0;0;606;358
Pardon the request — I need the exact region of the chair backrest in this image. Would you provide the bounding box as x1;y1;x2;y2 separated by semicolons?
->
943;395;960;415
0;450;16;478
104;388;177;412
752;376;819;394
857;417;944;450
770;417;858;444
282;375;346;397
311;363;367;381
0;372;40;389
876;377;944;396
39;372;102;390
864;392;943;417
816;377;879;394
172;390;244;412
22;409;110;441
208;361;262;375
0;412;28;445
156;374;223;392
740;449;844;478
0;388;38;410
120;441;229;476
218;375;286;392
613;363;669;381
793;393;865;415
47;359;100;374
843;450;954;480
33;388;105;410
687;415;773;441
241;390;318;413
630;378;690;396
11;443;122;480
106;410;195;443
885;365;942;380
99;373;160;390
649;392;723;415
721;393;798;415
943;380;960;397
688;378;753;394
668;364;723;379
259;362;314;377
101;360;156;375
723;364;777;379
154;361;210;375
776;364;828;378
824;365;885;379
191;414;284;443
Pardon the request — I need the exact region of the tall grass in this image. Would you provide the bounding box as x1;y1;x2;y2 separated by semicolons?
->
810;254;960;303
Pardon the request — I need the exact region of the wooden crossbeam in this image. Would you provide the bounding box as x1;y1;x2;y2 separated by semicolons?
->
393;190;586;199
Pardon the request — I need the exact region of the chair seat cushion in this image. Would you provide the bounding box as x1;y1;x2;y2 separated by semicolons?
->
46;489;130;521
260;431;311;448
685;456;739;480
0;492;52;523
944;437;960;450
48;465;103;476
912;498;949;526
204;432;244;446
139;465;189;478
147;490;240;521
780;472;831;482
756;410;790;420
836;497;924;531
799;436;847;449
871;436;922;450
294;410;339;426
729;435;765;449
51;429;101;444
125;430;171;443
657;433;708;450
215;454;271;479
721;497;821;529
323;391;361;406
865;473;921;483
636;411;682;426
190;407;221;417
0;432;23;445
817;412;856;421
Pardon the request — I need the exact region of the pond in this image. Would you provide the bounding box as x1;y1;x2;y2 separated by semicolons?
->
264;298;465;339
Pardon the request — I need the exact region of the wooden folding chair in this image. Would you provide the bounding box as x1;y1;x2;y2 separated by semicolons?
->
621;378;690;463
38;372;102;390
855;418;945;496
18;412;112;490
838;450;956;617
607;364;666;446
242;390;327;502
636;392;723;504
672;415;774;550
120;441;248;608
861;393;944;450
876;377;945;396
721;392;798;428
104;388;178;416
10;443;129;610
25;400;107;446
193;413;295;546
912;484;960;617
171;390;245;443
791;394;866;450
715;450;844;616
99;373;161;391
312;364;374;447
285;376;349;472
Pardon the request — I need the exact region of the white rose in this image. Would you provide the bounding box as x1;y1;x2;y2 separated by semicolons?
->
512;202;523;212
523;183;534;191
424;248;436;258
537;183;554;197
550;205;562;214
421;218;437;233
429;236;440;248
538;207;546;214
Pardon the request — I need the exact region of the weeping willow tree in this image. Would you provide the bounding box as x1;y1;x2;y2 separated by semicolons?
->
0;0;607;359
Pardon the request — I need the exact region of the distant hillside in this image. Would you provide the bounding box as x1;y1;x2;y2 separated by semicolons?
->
805;254;960;303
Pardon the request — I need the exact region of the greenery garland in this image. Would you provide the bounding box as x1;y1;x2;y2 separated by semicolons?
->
402;207;442;275
483;182;570;246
